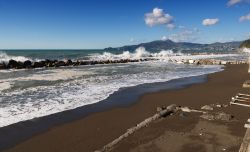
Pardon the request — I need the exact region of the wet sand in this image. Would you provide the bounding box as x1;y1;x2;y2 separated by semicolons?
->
4;64;250;152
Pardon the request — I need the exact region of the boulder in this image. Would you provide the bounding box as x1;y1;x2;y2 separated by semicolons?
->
8;59;19;68
32;61;45;68
201;105;213;111
73;60;80;66
55;61;65;67
17;61;24;69
23;60;32;68
65;59;73;66
0;63;5;69
80;61;89;65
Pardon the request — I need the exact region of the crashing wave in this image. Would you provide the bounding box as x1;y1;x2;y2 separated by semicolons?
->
89;47;239;61
241;48;250;54
89;47;184;61
0;51;35;63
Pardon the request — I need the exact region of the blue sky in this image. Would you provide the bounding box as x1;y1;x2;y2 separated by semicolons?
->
0;0;249;49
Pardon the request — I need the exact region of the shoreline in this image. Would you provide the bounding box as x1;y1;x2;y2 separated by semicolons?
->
0;70;209;151
3;64;250;152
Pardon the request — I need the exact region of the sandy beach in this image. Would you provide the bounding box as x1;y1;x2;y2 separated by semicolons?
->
4;64;250;152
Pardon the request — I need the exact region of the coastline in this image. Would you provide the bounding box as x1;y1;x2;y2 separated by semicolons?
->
3;64;250;152
0;68;209;151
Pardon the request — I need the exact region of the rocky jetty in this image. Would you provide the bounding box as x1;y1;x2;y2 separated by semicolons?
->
0;58;247;70
0;58;155;70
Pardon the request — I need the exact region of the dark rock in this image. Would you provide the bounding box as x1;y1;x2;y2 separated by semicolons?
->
17;61;24;69
55;61;65;67
65;60;73;66
73;60;81;66
89;61;95;65
79;61;88;65
0;63;5;69
47;62;54;67
8;60;19;68
23;60;32;68
32;62;45;68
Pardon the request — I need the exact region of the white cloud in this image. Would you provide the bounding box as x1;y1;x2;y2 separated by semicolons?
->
227;0;250;6
166;23;175;29
202;18;219;26
145;8;174;29
227;0;242;6
161;36;168;41
239;13;250;22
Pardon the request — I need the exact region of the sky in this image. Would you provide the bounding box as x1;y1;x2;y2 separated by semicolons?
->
0;0;249;49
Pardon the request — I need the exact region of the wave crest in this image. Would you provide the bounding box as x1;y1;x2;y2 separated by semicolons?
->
241;48;250;54
0;51;34;63
89;47;183;61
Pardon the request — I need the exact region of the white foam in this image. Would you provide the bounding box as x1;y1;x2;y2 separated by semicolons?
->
242;48;250;54
0;62;223;127
0;82;12;91
0;68;95;83
0;51;38;63
89;47;239;62
21;69;95;81
0;47;238;127
89;47;151;60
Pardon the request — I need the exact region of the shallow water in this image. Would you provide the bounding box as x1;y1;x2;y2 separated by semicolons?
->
0;48;247;127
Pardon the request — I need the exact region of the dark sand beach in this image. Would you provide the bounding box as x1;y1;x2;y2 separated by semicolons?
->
4;64;250;152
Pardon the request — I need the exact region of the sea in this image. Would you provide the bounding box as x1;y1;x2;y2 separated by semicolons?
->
0;47;248;128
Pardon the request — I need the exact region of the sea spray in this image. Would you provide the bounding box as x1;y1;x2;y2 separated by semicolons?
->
89;47;239;62
0;51;35;63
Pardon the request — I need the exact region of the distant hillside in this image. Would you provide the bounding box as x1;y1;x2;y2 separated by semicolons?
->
240;39;250;48
104;40;241;52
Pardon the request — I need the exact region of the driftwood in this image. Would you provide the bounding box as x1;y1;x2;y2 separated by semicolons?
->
95;104;178;152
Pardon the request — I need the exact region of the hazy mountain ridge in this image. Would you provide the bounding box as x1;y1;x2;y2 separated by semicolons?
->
104;40;242;52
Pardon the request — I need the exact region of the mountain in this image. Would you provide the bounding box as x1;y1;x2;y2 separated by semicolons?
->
240;39;250;48
104;39;242;52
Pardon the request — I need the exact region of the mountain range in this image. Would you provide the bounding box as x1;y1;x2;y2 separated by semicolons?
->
104;40;242;52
